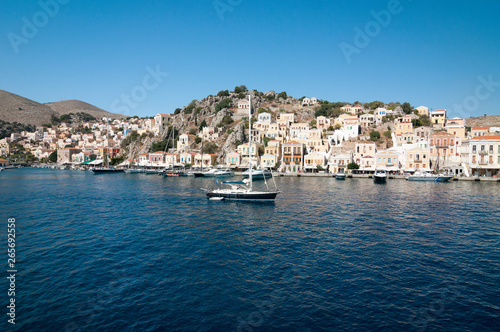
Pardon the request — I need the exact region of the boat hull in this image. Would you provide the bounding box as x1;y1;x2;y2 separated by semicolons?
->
407;176;453;182
374;175;387;183
92;169;124;174
206;191;278;201
335;174;346;180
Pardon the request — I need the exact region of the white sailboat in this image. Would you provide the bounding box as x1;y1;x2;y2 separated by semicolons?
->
205;95;279;201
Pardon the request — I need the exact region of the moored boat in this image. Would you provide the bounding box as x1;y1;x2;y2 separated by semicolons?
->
406;171;453;182
205;96;279;202
335;172;346;180
374;170;387;183
92;167;124;174
242;168;272;180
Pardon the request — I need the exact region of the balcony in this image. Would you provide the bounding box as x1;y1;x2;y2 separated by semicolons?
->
414;160;423;163
478;161;488;165
478;151;488;155
385;162;394;166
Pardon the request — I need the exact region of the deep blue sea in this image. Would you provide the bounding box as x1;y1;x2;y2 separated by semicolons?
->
1;168;499;331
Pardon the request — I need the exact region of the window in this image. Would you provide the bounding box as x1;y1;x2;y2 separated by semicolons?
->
378;157;381;162
472;145;476;153
489;145;493;154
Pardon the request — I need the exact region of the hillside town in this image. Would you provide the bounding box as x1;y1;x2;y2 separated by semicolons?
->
1;90;500;178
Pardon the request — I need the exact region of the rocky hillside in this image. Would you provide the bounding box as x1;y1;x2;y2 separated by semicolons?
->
0;90;57;126
46;100;127;121
465;115;500;128
148;89;317;163
0;90;126;126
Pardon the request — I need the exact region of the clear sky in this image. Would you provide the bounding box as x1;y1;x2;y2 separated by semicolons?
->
1;0;499;118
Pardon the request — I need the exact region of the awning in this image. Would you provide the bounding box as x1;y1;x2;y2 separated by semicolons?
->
80;160;93;165
88;160;103;165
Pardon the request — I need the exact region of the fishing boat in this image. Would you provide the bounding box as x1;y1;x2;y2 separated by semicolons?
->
335;172;346;180
406;171;453;182
242;168;272;180
212;168;234;178
205;96;279;201
373;169;387;183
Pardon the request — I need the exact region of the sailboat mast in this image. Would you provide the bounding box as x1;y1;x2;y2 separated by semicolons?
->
248;95;252;190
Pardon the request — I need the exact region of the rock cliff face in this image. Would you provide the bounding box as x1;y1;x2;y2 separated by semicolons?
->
134;89;304;161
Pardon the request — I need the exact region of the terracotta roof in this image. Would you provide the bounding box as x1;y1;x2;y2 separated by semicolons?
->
471;135;500;140
471;126;489;130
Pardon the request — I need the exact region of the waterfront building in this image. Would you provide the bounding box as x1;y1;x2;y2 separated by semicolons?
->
194;153;217;167
180;152;196;165
375;150;400;171
405;148;431;172
57;148;82;163
304;152;327;172
281;141;304;172
0;158;9;166
429;132;458;161
225;152;241;168
328;154;351;174
265;140;281;159
260;154;278;168
461;135;500;177
149;151;167;165
355;143;377;163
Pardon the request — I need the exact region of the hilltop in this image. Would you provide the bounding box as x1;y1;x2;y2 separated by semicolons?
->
0;90;57;126
46;100;127;121
0;90;126;126
465;115;500;128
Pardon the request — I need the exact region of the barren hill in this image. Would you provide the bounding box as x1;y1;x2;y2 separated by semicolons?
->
0;90;57;126
465;115;500;128
0;90;127;126
46;100;127;120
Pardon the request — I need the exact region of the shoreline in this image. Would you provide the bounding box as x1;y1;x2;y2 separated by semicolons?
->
2;167;499;182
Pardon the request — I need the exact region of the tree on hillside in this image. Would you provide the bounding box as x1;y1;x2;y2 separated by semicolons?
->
217;90;230;97
234;85;247;93
370;131;381;141
215;99;232;113
277;91;287;99
202;142;218;154
199;119;207;131
402;102;413;114
49;150;57;163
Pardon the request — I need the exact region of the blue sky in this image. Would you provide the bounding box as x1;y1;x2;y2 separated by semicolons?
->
1;0;499;118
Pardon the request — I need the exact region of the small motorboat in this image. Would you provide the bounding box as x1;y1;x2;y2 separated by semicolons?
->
335;172;346;180
374;170;387;183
